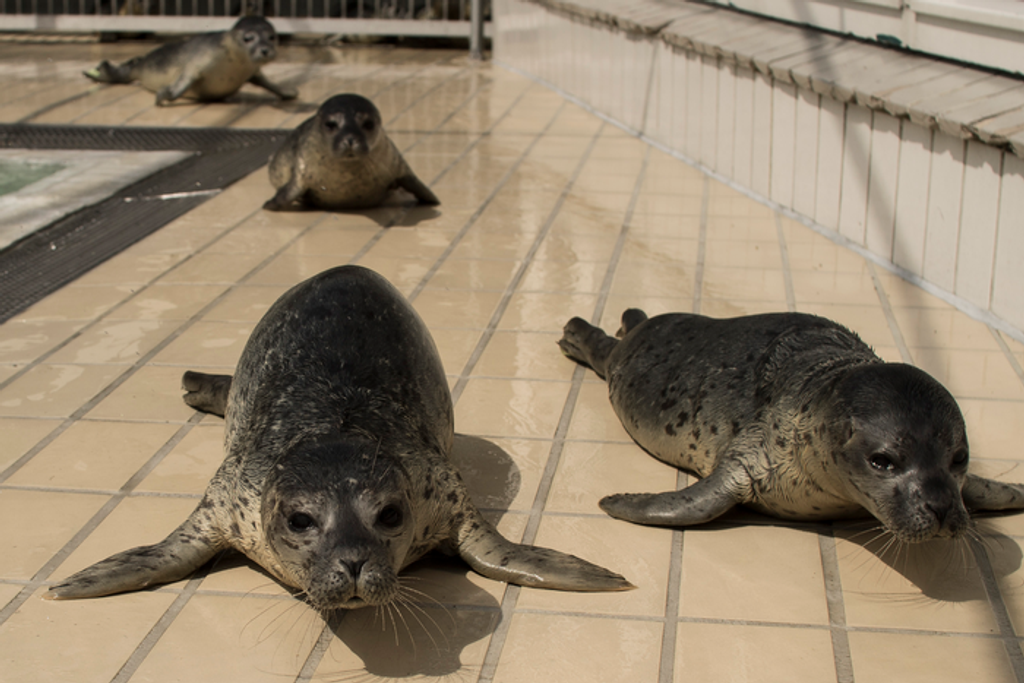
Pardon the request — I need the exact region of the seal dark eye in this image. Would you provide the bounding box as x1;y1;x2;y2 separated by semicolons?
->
868;454;895;472
362;119;376;132
377;504;403;529
952;450;968;467
243;32;256;43
288;512;316;532
325;120;339;131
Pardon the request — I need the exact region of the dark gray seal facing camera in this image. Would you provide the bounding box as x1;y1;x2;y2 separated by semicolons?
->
46;266;631;607
559;309;1024;542
263;94;440;211
83;17;296;106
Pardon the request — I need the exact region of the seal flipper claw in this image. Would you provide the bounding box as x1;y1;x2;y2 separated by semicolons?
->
456;513;633;592
44;514;221;600
962;474;1024;511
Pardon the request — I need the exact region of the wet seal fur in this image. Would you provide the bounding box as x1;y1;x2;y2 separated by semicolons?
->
263;93;440;211
46;266;631;606
83;17;296;106
559;309;1024;542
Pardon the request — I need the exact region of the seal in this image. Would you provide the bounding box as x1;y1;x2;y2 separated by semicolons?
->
83;17;297;106
558;309;1024;542
45;266;631;607
262;94;440;211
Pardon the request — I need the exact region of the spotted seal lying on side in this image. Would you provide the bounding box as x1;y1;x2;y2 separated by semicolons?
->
263;93;440;211
83;17;296;106
46;266;631;607
558;309;1024;542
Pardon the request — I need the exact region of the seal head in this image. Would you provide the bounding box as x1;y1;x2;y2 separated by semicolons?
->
231;16;279;66
318;94;383;158
824;363;971;542
262;439;415;610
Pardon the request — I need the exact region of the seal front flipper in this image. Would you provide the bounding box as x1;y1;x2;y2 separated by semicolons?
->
962;474;1024;511
248;70;297;100
395;173;440;206
263;181;306;211
44;513;223;600
182;370;232;417
599;461;750;527
83;58;136;84
455;511;634;592
156;64;202;105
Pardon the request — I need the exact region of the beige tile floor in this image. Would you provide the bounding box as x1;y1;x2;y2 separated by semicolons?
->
1;34;1024;683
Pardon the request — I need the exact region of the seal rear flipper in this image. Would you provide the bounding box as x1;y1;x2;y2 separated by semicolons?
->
962;474;1024;511
558;317;617;379
83;59;135;84
456;514;633;592
44;517;223;600
616;308;648;338
599;462;749;527
182;370;233;417
395;173;440;206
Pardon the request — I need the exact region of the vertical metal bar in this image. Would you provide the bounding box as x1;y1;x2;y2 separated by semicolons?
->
469;0;483;59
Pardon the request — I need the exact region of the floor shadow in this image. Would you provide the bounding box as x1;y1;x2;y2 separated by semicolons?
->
834;517;1024;602
673;505;1024;602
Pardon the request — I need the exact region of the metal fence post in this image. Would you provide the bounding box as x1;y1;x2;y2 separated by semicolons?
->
470;0;483;59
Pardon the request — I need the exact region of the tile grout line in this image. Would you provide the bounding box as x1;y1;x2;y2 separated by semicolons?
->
658;470;686;683
108;572;213;683
970;536;1024;682
448;117;604;407
990;327;1024;390
475;120;610;683
818;528;856;683
406;86;550;304
590;145;652;327
692;175;709;315
344;75;521;267
775;211;796;313
0;411;205;628
868;262;914;364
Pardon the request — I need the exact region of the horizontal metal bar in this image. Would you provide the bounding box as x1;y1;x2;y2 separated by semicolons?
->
0;14;493;36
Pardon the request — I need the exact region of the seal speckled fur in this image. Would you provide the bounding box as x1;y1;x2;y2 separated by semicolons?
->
559;309;1024;542
46;267;631;606
263;94;439;211
83;17;296;106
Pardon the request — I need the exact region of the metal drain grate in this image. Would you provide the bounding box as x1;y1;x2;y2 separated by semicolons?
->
0;124;287;323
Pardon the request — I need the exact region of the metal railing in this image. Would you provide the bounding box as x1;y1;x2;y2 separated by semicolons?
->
0;0;489;57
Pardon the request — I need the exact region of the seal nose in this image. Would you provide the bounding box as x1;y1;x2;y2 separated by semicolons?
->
340;558;366;580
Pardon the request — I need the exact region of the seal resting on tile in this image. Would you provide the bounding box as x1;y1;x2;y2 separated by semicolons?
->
262;93;440;211
83;16;296;106
46;266;631;607
558;309;1024;542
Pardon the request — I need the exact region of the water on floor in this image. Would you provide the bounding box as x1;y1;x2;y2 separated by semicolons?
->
0;35;1022;683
